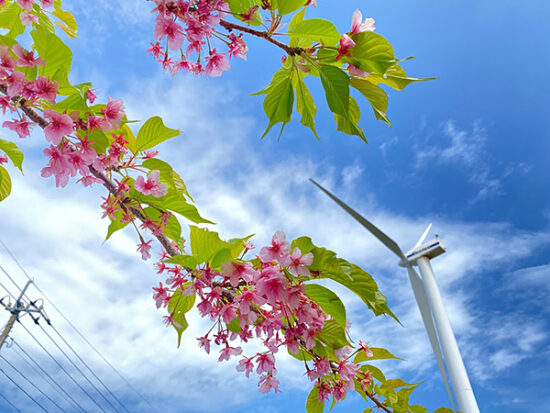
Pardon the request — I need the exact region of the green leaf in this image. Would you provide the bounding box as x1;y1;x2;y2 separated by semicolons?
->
288;8;310;48
227;316;242;333
0;166;11;202
137;190;213;225
226;0;263;26
52;8;77;38
348;32;396;74
355;347;404;363
287;18;340;45
189;226;234;266
88;129;111;155
317;319;349;350
135;116;180;153
351;77;391;126
105;210;129;241
278;0;307;15
0;139;24;173
368;64;435;91
334;96;363;137
165;254;199;269
306;385;325;413
319;65;365;142
292;70;318;139
433;409;455;413
319;65;349;116
252;67;291;96
360;364;386;383
168;289;195;347
262;75;294;138
304;284;346;328
31;26;73;84
142;158;194;202
0;2;26;39
291;236;315;254
409;405;428;413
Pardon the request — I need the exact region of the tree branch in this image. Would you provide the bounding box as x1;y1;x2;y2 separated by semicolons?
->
219;20;304;56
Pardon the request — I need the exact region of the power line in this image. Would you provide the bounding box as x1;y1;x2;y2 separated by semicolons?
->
0;278;17;300
48;323;130;413
37;323;116;413
0;263;23;295
0;366;49;412
0;390;22;413
1;240;159;413
20;321;103;413
12;340;86;412
0;354;66;412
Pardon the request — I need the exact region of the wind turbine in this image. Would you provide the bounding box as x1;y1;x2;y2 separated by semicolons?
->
310;179;479;413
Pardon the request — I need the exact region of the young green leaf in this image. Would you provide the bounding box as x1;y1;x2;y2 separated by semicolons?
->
135;116;180;153
0;3;26;39
0;139;24;173
304;284;346;328
317;319;349;349
334;96;364;139
287;18;341;45
350;77;391;126
278;0;308;16
262;75;294;138
306;385;325;413
105;210;130;241
292;70;318;139
368;64;435;91
31;26;73;84
348;32;395;75
354;347;404;363
0;166;11;202
319;65;366;141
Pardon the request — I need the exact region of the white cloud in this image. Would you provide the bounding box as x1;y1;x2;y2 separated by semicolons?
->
414;120;530;204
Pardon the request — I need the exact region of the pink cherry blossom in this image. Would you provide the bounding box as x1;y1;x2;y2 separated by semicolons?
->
19;12;38;25
41;0;53;8
227;34;247;60
256;266;288;305
33;76;58;103
152;282;168;308
197;336;211;354
43;110;74;144
0;154;8;164
137;239;153;260
338;360;360;382
256;353;276;374
258;374;280;394
134;170;168;197
220;261;256;287
347;63;370;78
154;16;184;50
350;9;376;34
76;175;102;187
16;0;33;12
337;34;356;60
163;312;182;329
87;88;97;103
2;114;34;138
40;145;71;187
102;97;125;129
287;247;314;276
359;340;374;358
218;345;242;362
236;356;254;378
204;49;230;77
259;230;291;263
12;44;44;67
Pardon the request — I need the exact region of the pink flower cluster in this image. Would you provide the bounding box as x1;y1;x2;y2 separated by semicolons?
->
148;0;246;77
153;231;372;399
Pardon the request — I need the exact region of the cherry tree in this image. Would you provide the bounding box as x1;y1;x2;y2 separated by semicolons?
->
0;1;451;412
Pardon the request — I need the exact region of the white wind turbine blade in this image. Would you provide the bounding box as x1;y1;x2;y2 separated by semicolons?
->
412;223;433;251
310;179;406;260
407;266;456;411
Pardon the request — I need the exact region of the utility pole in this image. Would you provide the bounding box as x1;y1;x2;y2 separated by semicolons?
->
0;280;49;351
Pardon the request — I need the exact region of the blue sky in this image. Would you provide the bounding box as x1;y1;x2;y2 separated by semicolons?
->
0;1;549;412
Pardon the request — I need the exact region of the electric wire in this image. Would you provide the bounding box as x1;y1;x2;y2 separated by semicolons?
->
11;340;86;412
0;263;23;295
0;366;49;412
0;390;22;413
0;278;17;300
37;323;116;413
1;240;159;413
48;323;130;413
0;354;66;412
20;321;100;413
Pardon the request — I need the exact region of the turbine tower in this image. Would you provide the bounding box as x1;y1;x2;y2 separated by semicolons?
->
310;179;479;413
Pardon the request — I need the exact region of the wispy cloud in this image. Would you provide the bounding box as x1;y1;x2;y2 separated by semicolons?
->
414;120;530;204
